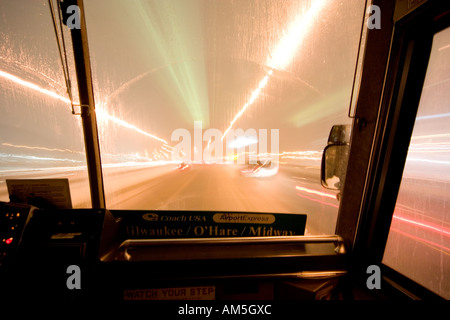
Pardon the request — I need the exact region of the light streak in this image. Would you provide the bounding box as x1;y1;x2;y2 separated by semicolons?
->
0;69;168;145
243;166;278;178
222;71;272;139
0;56;66;99
393;214;450;238
0;70;71;104
279;150;322;161
409;142;450;150
266;0;328;71
295;185;337;200
227;136;259;149
438;43;450;51
107;71;150;101
248;150;322;161
95;109;168;144
222;0;327;138
134;1;209;125
0;153;83;163
411;133;450;140
2;142;84;155
390;227;450;255
0;144;164;165
416;112;450;121
407;158;450;165
290;87;349;128
160;151;169;159
161;145;173;153
225;150;322;165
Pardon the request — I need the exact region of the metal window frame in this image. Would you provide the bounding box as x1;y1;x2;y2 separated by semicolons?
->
336;0;450;299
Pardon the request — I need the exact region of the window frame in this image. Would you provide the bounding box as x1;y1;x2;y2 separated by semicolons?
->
341;0;450;299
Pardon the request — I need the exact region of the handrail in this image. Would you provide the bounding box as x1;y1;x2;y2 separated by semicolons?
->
118;235;345;248
109;235;346;262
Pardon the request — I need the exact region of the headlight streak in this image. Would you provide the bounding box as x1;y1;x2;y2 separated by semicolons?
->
222;71;272;140
222;0;328;139
416;112;450;121
411;133;450;140
0;69;169;145
247;150;323;161
1;58;325;167
392;214;450;238
266;0;328;71
278;151;323;161
0;56;64;95
1;142;84;155
161;144;174;153
95;109;168;144
0;153;83;163
0;69;72;104
390;227;450;255
408;142;450;151
407;158;450;165
0;142;169;165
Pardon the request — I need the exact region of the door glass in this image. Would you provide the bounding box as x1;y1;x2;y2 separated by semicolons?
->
382;27;450;299
0;1;90;208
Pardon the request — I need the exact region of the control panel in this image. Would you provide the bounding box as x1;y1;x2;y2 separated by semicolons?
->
0;202;35;270
0;201;119;301
0;201;346;302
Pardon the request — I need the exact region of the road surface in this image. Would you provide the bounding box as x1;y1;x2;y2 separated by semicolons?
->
0;163;340;235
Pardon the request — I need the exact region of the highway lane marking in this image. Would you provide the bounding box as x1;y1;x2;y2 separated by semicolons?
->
291;176;307;182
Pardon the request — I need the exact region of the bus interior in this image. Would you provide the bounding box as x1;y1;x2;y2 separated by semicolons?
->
0;0;449;305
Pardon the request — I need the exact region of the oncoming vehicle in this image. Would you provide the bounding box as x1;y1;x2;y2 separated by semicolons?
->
0;0;449;309
177;162;191;171
240;158;279;178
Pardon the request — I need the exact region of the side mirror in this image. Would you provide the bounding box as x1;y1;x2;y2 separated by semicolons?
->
321;144;350;190
321;124;351;190
327;124;351;145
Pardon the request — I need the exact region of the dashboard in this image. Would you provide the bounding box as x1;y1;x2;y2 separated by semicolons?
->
0;201;346;302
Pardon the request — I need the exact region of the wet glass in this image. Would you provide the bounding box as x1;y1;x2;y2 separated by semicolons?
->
0;0;366;235
84;0;365;235
383;27;450;299
0;0;90;208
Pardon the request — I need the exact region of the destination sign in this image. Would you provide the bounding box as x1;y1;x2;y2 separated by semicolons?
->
111;210;307;239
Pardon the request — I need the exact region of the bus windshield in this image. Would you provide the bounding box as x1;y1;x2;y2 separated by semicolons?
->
0;0;366;235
